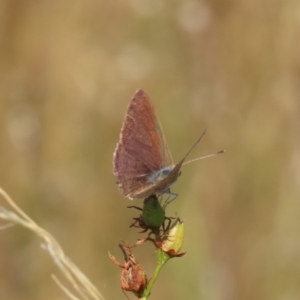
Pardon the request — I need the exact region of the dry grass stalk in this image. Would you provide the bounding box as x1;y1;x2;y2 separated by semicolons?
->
0;187;106;300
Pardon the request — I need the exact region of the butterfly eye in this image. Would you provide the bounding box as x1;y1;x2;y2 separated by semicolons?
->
161;168;172;177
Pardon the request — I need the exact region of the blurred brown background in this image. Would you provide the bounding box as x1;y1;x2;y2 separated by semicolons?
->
0;0;300;299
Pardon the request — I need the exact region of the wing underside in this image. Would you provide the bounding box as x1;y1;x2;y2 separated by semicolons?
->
113;89;173;199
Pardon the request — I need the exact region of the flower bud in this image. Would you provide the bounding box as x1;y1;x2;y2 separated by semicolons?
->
161;218;185;257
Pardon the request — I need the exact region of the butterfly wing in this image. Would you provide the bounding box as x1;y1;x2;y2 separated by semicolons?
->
113;89;173;199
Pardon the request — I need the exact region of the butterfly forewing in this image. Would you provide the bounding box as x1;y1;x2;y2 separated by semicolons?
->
113;89;173;199
113;145;150;198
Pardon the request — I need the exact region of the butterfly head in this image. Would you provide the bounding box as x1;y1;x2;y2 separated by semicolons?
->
147;166;174;184
147;165;182;192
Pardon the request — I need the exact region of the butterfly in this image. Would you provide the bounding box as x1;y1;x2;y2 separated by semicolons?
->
113;89;222;200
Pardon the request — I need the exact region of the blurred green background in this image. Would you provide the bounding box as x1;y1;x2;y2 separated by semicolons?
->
1;0;300;299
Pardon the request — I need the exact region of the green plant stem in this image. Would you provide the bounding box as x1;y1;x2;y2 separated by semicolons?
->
140;248;170;299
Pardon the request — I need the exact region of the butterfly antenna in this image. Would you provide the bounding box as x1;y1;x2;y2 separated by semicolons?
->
181;129;207;162
183;149;225;165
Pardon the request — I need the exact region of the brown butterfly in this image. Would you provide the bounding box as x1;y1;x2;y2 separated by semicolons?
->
113;89;223;200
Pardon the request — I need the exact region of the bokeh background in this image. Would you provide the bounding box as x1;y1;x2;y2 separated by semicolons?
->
0;0;300;299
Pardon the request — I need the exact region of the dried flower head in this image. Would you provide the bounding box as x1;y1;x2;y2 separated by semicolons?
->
109;242;148;297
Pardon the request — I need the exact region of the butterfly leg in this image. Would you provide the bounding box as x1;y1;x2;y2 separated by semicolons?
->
127;205;142;211
162;190;178;208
